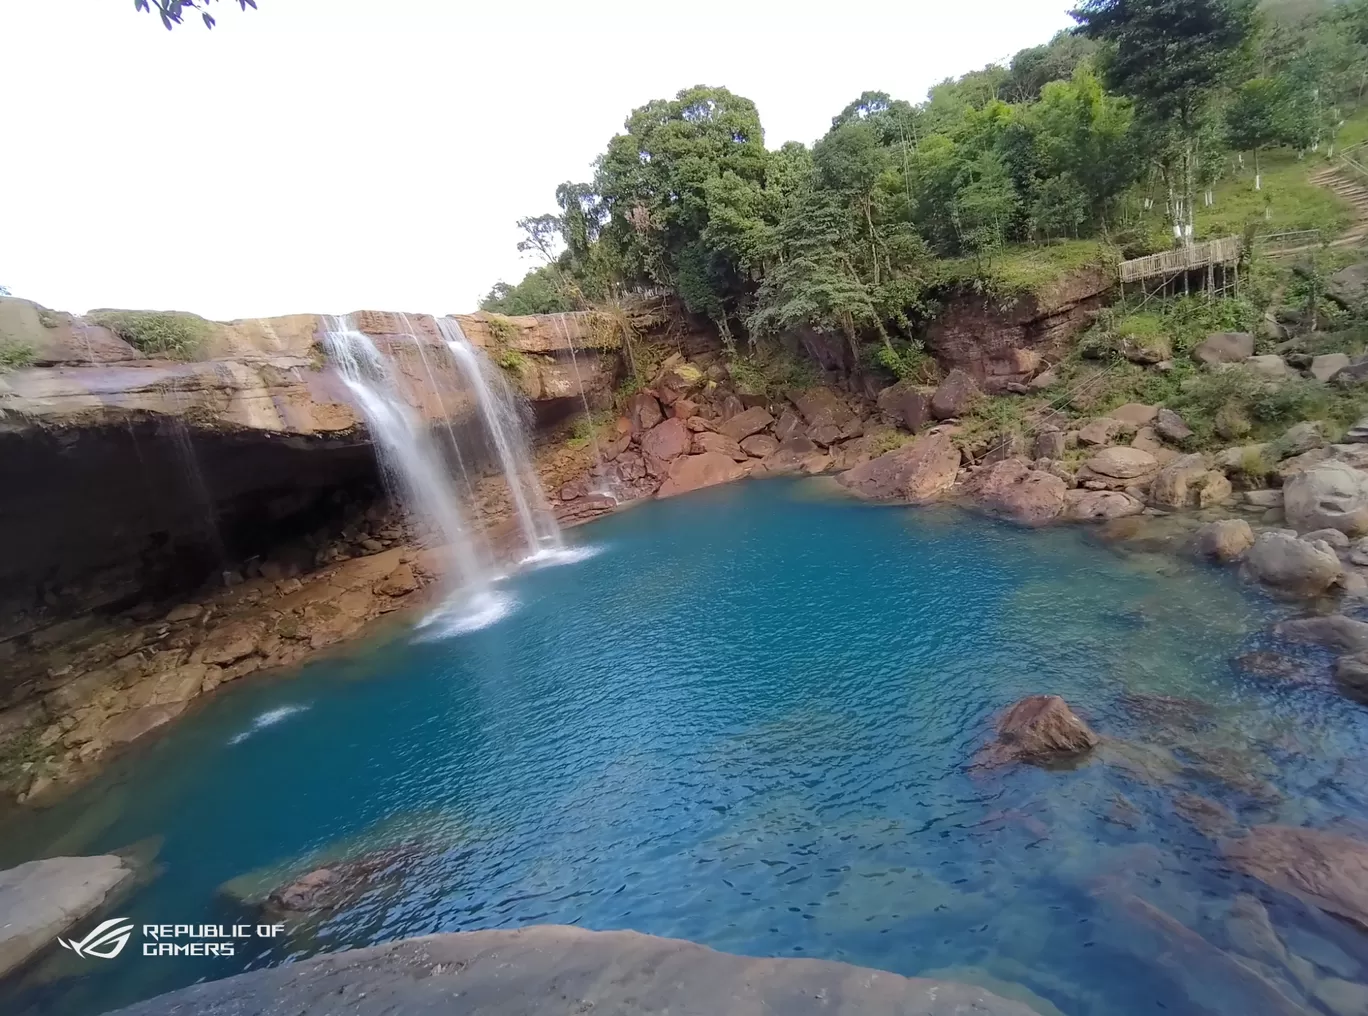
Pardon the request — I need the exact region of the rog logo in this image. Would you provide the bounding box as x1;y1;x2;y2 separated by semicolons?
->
58;918;135;959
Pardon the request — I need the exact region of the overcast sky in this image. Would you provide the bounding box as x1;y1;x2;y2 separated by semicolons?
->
0;0;1076;320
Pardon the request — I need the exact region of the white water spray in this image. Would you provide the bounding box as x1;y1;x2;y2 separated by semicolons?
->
435;317;566;562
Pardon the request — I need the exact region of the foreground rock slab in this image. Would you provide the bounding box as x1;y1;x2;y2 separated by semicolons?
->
838;431;960;501
1222;826;1368;931
0;854;135;977
107;927;1039;1016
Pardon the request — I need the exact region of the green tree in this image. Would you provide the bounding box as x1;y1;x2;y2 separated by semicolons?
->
1225;77;1295;189
1072;0;1257;244
135;0;257;30
480;266;575;316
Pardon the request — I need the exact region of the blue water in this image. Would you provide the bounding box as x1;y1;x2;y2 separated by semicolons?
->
5;478;1368;1015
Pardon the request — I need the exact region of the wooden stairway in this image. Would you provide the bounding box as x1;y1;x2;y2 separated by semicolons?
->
1309;162;1368;249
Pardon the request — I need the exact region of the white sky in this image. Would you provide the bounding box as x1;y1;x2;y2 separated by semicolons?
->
0;0;1076;320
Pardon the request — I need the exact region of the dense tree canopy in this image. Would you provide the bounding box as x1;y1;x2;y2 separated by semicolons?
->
483;0;1368;358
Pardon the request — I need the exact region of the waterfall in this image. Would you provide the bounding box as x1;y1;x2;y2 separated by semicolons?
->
435;317;564;561
555;313;604;465
321;315;504;630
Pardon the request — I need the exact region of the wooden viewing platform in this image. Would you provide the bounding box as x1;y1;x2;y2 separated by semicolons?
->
1118;236;1242;283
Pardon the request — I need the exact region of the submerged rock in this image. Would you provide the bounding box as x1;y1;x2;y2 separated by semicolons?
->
837;431;960;502
1195;519;1254;562
0;854;137;977
104;927;1041;1016
979;695;1099;767
1223;825;1368;931
1274;614;1368;652
1063;489;1144;522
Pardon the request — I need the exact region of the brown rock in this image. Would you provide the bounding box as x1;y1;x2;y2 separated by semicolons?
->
1077;417;1127;446
1150;453;1214;508
657;453;748;499
719;394;745;420
685;416;714;433
1243;532;1344;596
1174;793;1238;838
672;398;699;420
1193;331;1255;364
1154;408;1194;444
739;434;778;459
929;369;979;420
640;417;691;462
1108;403;1159;427
1195;519;1254;562
968;459;1067;525
774;410;804;441
761;438;831;476
1223;825;1368;930
1274;614;1368;652
373;562;419;597
1085;447;1158;480
836;431;960;502
1064;489;1145;522
691;431;748;462
980;695;1098;766
1032;430;1066;459
102;701;189;745
199;622;264;666
717;406;774;443
790;387;857;429
627;391;663;434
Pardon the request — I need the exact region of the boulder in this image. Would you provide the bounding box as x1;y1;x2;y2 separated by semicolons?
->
1150;454;1229;509
1032;430;1066;459
774;409;804;442
790;387;857;429
929;369;979;420
739;434;778;459
1223;825;1368;930
627;391;664;435
0;854;137;977
656;453;748;499
685;415;715;434
1343;415;1368;443
372;562;419;598
718;394;745;420
1085;447;1158;480
1193;332;1254;365
1245;489;1283;508
716;406;774;443
639;417;690;463
1129;427;1175;462
1331;355;1368;388
1243;531;1343;596
199;622;263;666
762;437;831;476
1274;614;1368;652
888;389;928;432
837;431;960;502
1108;403;1159;427
979;695;1098;766
691;432;748;462
1302;527;1350;548
1154;408;1193;445
1327;261;1368;308
1284;463;1368;535
967;459;1068;525
1335;652;1368;700
1195;519;1255;562
1028;369;1058;391
1273;421;1326;459
672;398;699;421
1077;417;1127;446
1063;490;1145;522
807;423;842;448
1245;354;1295;379
1312;353;1351;383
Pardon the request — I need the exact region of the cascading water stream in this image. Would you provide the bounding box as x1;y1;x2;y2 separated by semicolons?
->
554;313;604;465
321;315;506;632
435;317;564;561
394;311;475;496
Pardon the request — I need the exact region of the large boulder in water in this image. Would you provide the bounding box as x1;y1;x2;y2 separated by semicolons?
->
657;452;748;498
103;927;1042;1016
966;459;1067;525
0;854;137;977
1063;489;1144;522
978;695;1099;767
1194;519;1254;562
1242;531;1343;596
1283;462;1368;536
836;431;960;501
1150;453;1231;508
1223;825;1368;930
761;437;830;476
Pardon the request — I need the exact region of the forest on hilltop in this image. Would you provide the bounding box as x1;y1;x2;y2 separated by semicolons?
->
483;0;1368;378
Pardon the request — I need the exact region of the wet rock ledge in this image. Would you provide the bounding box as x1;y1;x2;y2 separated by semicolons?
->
107;926;1038;1016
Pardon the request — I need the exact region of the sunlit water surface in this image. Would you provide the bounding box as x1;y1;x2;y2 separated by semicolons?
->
5;479;1368;1015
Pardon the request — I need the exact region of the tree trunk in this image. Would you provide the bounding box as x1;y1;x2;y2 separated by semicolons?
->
1254;148;1261;192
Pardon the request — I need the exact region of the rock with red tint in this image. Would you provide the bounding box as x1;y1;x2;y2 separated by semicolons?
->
930;369;979;420
760;438;830;476
837;431;959;501
692;432;748;462
717;406;775;443
967;459;1067;525
979;695;1099;766
639;417;690;462
627;392;663;435
672;399;699;420
740;434;779;458
1222;825;1368;930
657;453;748;498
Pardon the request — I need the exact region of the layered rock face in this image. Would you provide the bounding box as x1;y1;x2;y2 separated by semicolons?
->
923;267;1112;391
0;301;620;644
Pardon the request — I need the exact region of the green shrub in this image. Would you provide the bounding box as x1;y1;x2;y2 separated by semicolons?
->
0;340;36;371
89;310;210;358
870;339;938;384
486;314;520;344
495;348;527;373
